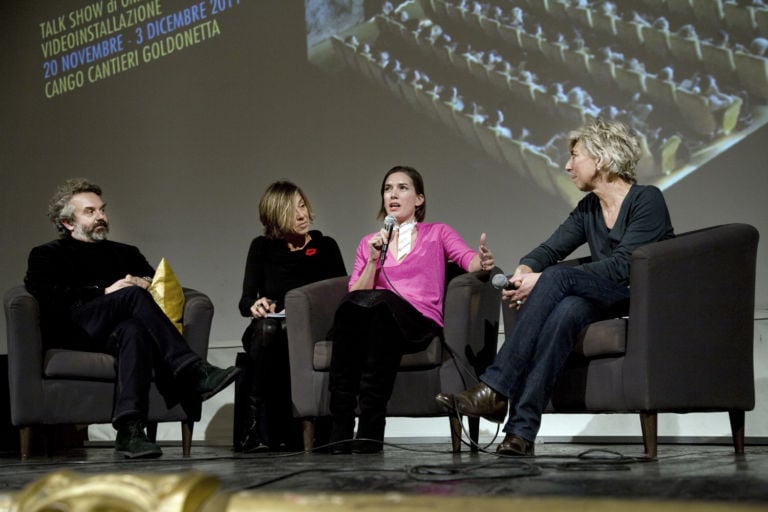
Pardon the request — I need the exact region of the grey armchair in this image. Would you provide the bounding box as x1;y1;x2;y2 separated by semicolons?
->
502;223;760;458
4;286;214;459
285;268;503;452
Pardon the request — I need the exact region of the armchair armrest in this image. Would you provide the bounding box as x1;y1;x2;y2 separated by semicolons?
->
4;286;45;423
624;223;759;410
181;288;214;358
285;276;350;416
440;269;502;393
285;276;349;347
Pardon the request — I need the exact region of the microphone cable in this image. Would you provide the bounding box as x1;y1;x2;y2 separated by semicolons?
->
379;265;406;301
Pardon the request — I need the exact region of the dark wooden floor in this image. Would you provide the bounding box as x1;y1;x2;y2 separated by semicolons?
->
1;439;767;505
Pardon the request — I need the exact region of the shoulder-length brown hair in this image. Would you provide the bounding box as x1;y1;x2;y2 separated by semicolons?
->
377;165;427;222
258;181;314;239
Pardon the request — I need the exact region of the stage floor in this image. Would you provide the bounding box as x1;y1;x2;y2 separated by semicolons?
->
1;440;767;510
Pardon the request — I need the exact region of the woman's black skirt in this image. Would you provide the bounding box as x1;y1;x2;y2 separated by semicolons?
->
339;289;442;354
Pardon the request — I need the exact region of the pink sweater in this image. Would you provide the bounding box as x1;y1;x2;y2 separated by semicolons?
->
349;222;476;327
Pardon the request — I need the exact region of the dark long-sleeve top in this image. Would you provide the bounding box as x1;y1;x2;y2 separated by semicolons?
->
24;235;155;345
520;184;674;286
238;230;347;316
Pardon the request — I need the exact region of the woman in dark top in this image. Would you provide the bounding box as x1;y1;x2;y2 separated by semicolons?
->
436;119;675;456
237;181;346;452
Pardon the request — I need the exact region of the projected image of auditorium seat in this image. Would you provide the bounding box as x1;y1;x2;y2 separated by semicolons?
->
307;0;768;205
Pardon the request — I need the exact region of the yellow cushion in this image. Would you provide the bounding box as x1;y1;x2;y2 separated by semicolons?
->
148;257;185;334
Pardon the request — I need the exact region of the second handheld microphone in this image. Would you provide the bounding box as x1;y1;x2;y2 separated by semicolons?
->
492;273;516;291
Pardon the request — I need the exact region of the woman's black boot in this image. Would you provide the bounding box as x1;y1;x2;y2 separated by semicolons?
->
354;337;399;455
239;395;270;453
354;411;385;454
328;412;355;454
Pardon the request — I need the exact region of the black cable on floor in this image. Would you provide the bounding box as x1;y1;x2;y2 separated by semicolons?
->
405;450;653;482
239;466;405;491
235;447;653;488
406;459;541;481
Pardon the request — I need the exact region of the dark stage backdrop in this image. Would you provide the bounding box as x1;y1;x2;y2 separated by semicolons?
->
1;0;766;350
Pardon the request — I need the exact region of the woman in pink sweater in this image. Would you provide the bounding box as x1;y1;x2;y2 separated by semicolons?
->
328;165;494;453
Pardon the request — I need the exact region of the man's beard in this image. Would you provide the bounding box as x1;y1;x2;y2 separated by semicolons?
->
73;221;109;241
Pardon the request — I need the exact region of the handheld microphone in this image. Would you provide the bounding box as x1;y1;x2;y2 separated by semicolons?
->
492;273;515;291
380;215;397;265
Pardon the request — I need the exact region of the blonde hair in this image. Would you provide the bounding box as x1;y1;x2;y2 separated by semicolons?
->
568;119;641;183
258;181;313;239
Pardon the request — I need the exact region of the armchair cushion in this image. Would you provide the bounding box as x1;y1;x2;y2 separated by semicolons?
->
43;350;116;380
311;336;443;371
504;311;627;360
573;318;627;358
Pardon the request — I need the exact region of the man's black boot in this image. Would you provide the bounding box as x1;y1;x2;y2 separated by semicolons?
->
114;419;162;459
191;361;241;401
